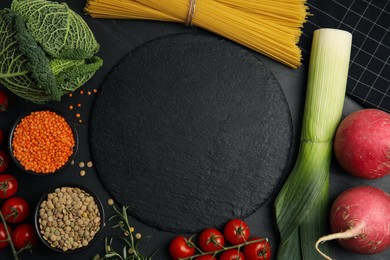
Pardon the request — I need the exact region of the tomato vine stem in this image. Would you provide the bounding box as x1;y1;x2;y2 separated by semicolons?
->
188;235;204;254
0;211;18;260
179;238;268;260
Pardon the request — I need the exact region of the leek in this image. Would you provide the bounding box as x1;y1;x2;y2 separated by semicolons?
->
274;28;352;259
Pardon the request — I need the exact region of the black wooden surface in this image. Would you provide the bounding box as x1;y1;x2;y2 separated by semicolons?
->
0;1;389;260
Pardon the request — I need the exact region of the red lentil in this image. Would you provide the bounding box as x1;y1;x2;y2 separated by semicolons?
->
69;105;74;110
93;89;97;93
12;110;75;174
87;91;92;95
80;90;84;95
77;103;81;107
76;113;81;118
68;93;73;98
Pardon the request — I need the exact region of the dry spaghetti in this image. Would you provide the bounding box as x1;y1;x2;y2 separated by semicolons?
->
84;0;309;68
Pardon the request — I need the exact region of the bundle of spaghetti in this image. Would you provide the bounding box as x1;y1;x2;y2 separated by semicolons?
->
84;0;309;68
216;0;308;27
84;0;177;21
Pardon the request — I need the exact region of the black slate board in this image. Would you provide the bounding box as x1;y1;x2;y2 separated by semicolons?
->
89;33;293;233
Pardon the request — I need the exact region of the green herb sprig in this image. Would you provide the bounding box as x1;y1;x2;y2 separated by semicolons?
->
94;204;158;260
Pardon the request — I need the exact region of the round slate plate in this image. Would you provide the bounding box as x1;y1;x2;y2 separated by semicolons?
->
90;33;293;233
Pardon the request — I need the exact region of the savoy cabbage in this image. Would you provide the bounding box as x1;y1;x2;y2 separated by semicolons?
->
0;0;102;104
11;0;100;59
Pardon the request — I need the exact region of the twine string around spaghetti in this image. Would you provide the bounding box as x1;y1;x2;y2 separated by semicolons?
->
186;0;196;26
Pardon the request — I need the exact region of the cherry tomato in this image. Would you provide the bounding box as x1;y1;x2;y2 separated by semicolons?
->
0;174;18;199
220;249;245;260
195;255;217;260
0;90;8;112
198;228;225;252
169;236;196;260
11;224;38;250
243;238;271;260
0;151;9;173
0;223;12;249
1;197;30;223
224;219;250;245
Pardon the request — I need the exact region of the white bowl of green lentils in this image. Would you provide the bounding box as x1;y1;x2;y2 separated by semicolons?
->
35;185;105;253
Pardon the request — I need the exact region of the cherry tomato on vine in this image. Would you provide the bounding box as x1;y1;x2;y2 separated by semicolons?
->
220;249;245;260
224;219;250;245
169;236;196;260
198;228;225;252
0;174;18;199
0;151;9;173
11;224;38;250
243;237;271;260
195;255;217;260
0;90;8;112
0;223;12;249
1;197;30;223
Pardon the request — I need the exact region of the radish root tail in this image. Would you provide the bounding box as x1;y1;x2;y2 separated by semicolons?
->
315;224;364;260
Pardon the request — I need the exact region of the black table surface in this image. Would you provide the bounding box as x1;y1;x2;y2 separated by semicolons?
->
0;1;389;260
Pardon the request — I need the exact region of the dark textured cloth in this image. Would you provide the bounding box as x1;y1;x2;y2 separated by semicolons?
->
90;33;293;233
301;0;390;112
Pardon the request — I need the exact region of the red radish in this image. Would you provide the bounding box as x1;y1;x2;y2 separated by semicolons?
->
315;186;390;259
334;109;390;179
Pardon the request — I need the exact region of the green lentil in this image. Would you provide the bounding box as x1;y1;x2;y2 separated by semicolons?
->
38;187;102;251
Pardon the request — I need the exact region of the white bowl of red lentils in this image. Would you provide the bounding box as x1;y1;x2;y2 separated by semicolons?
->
34;185;105;253
9;108;78;175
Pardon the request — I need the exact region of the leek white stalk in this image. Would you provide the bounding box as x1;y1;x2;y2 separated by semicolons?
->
274;28;352;259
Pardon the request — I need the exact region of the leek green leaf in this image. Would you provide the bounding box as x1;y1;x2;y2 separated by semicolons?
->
274;29;352;260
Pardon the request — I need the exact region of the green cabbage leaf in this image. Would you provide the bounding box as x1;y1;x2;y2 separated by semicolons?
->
11;0;100;59
0;8;57;103
0;0;102;104
50;56;103;91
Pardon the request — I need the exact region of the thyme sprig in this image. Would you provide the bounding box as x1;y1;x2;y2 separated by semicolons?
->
94;204;158;260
